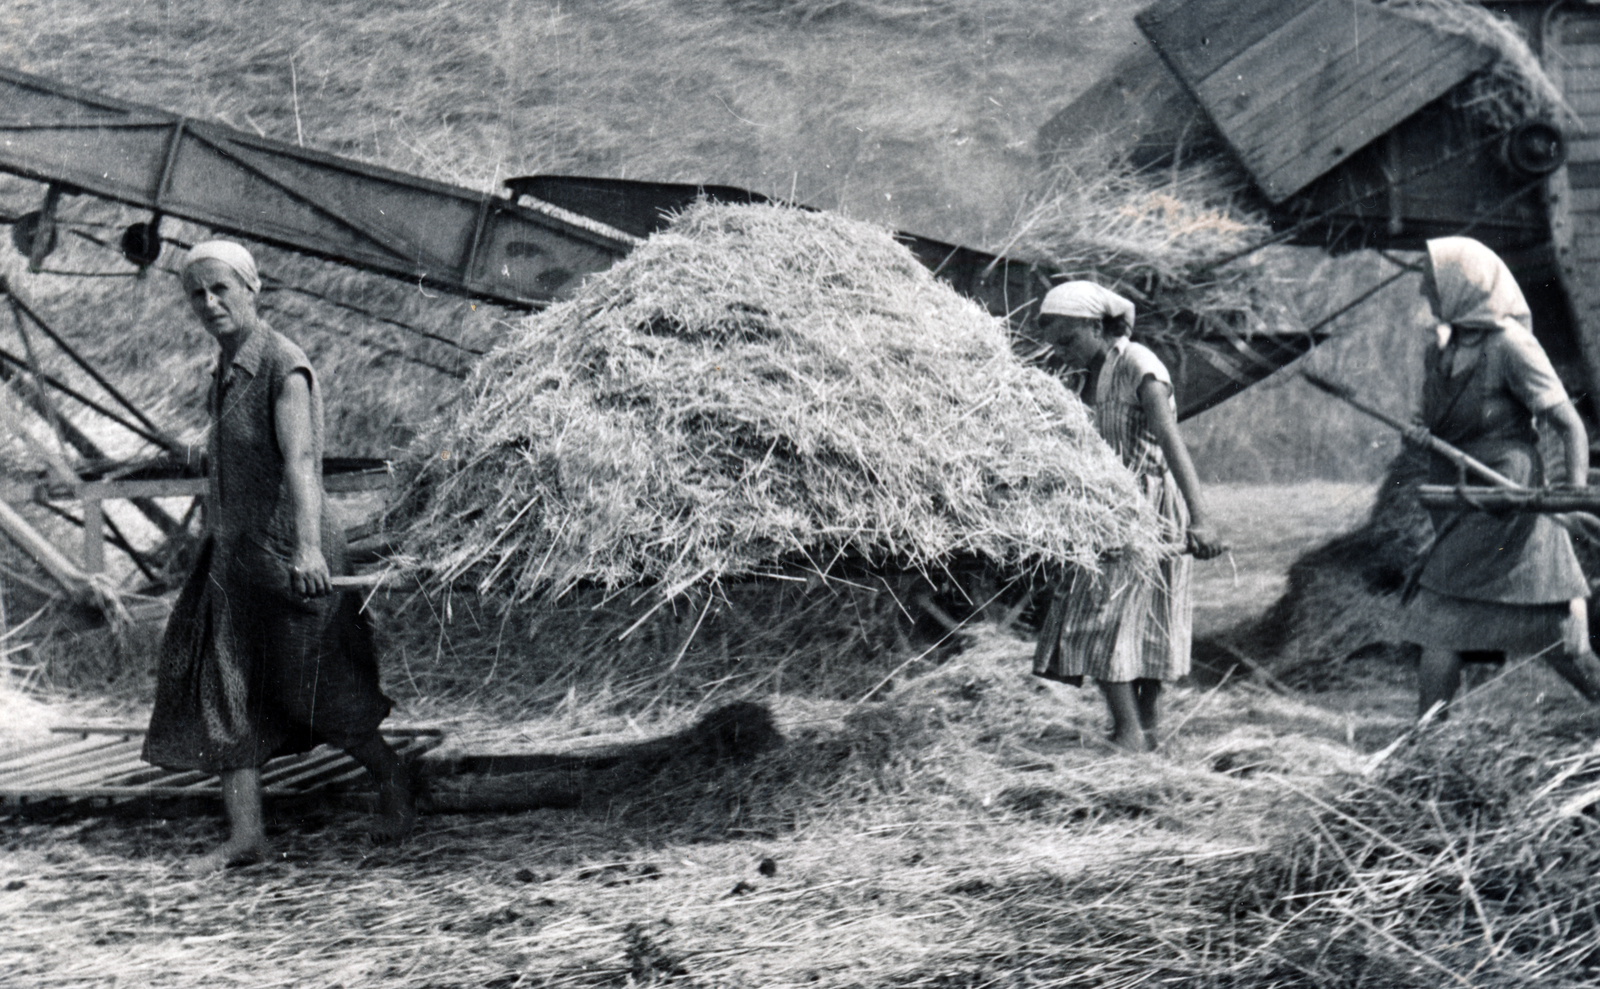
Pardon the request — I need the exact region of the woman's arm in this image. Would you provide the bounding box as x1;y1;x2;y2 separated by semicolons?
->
1546;399;1590;488
275;370;331;596
1138;376;1225;559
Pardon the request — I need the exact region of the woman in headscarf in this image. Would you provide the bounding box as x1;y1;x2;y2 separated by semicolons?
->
1403;236;1600;715
1030;281;1224;752
143;241;414;872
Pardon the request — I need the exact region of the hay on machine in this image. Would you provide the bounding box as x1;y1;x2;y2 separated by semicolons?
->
391;201;1160;646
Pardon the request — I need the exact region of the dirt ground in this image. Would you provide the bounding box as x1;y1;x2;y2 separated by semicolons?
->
8;481;1591;989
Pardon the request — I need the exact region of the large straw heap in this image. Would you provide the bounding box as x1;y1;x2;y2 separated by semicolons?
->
394;202;1158;602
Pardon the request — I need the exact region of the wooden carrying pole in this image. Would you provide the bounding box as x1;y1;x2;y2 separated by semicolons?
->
1301;371;1600;534
1300;372;1521;486
1418;486;1600;513
0;498;89;602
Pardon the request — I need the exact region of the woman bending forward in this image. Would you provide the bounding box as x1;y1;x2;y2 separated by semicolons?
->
1030;282;1224;752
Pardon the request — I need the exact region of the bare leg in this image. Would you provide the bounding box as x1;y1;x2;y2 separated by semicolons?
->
1098;681;1148;753
189;768;268;874
1417;647;1463;718
1134;678;1163;749
343;732;416;843
1545;598;1600;703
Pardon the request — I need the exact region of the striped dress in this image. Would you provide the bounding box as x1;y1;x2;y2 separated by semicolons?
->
1034;337;1193;684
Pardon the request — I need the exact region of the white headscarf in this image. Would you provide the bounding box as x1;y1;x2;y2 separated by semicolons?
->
1039;281;1135;333
183;240;261;293
1425;236;1530;338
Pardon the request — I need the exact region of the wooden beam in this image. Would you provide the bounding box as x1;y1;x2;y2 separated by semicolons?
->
0;499;89;600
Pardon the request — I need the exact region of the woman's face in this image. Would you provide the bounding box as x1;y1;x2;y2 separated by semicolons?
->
1033;315;1106;370
182;260;257;341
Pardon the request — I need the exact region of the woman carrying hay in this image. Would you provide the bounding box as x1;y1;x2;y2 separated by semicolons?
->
142;241;413;872
1402;236;1600;715
1030;282;1223;752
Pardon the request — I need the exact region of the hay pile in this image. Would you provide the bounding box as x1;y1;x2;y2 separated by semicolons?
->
394;202;1158;601
1004;149;1294;351
1210;449;1431;686
1246;706;1600;986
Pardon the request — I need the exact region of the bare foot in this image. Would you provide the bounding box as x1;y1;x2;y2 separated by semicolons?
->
1107;729;1149;754
369;778;417;845
187;836;268;875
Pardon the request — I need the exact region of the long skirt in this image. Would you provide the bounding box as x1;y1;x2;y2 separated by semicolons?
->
1401;586;1576;656
1034;471;1192;685
142;536;392;773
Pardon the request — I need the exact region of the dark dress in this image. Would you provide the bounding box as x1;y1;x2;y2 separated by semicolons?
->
1400;327;1588;654
143;328;391;773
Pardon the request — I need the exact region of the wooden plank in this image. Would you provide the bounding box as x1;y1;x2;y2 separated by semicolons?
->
0;499;88;600
80;494;103;573
1558;89;1600;117
1549;42;1600;69
1548;66;1600;94
30;753;154;789
2;472;386;504
1193;0;1417;125
1557;12;1600;47
1554;65;1600;95
1215;17;1488;200
1216;24;1442;158
1136;0;1318;87
0;728;442;809
0;738;128;782
0;735;123;775
1252;37;1487;199
1145;0;1490;201
324;471;390;494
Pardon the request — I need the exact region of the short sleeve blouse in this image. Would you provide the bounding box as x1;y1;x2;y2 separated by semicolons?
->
208;327;325;555
1092;338;1174;480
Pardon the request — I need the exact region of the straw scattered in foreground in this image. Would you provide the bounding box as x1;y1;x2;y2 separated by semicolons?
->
13;624;1600;987
395;202;1158;601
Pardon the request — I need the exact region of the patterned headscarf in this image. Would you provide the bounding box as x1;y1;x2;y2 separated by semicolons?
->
1425;236;1530;337
182;240;261;293
1039;281;1135;334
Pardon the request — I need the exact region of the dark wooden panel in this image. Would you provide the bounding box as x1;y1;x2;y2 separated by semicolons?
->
1253;43;1488;199
1137;0;1317;85
1201;6;1448;141
1144;0;1490;202
1557;11;1600;46
1570;162;1600;189
1214;5;1489;200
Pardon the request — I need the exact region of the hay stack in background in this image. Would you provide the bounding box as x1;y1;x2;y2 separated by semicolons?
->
1003;150;1292;352
393;201;1159;604
1206;450;1432;688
